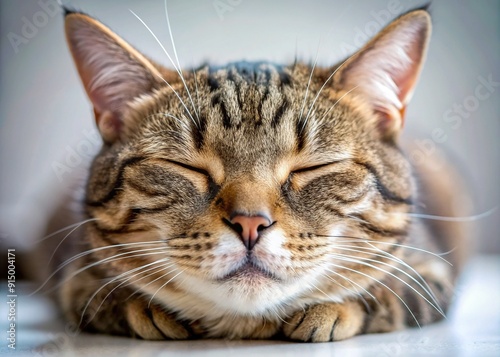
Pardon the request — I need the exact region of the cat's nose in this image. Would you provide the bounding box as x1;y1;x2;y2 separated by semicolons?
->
229;214;273;250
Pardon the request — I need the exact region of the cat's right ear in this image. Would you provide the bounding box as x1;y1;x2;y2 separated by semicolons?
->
65;12;170;143
332;9;431;139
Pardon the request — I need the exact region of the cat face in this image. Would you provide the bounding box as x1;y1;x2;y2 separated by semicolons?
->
67;10;429;315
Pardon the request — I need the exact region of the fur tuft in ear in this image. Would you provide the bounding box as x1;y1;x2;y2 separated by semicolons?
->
65;13;164;143
335;9;431;138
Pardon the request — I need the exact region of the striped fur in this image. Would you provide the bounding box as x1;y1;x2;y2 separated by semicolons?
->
57;8;468;342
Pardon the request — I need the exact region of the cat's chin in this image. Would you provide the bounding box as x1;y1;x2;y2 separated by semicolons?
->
168;268;303;316
217;261;280;282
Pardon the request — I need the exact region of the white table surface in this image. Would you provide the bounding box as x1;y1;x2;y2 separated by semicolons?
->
2;256;499;357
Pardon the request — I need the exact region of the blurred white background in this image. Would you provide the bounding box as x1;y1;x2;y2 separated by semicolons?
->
0;0;498;254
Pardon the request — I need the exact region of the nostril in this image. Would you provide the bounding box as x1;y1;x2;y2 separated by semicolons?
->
257;224;268;232
233;222;243;234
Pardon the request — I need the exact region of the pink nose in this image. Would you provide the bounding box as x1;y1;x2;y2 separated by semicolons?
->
230;215;272;250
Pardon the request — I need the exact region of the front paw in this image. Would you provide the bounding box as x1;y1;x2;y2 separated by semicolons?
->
125;298;193;340
283;302;364;342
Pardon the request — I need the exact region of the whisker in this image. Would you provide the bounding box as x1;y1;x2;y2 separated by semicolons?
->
31;243;167;296
36;218;98;243
137;111;193;135
80;259;169;327
391;206;498;222
271;303;290;325
141;126;186;137
332;243;441;309
192;68;201;118
48;249;171;297
324;267;377;302
125;262;177;300
317;234;452;265
328;254;445;318
371;241;452;265
47;219;98;265
304;52;358;125
164;113;191;131
164;0;200;122
298;50;319;133
129;10;199;129
91;261;175;318
328;250;444;315
328;261;421;328
148;269;184;307
308;275;337;302
346;214;370;225
323;270;374;313
318;85;359;122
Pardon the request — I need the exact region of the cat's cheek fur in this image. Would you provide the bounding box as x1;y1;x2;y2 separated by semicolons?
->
252;228;292;276
199;232;247;278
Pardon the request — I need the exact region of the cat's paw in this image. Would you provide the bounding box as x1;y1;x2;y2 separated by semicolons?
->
125;299;192;340
283;302;364;342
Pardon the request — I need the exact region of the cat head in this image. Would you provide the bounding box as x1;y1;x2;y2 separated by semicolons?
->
65;8;430;316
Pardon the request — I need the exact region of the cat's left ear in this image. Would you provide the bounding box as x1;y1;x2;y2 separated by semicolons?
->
334;9;431;138
65;11;173;143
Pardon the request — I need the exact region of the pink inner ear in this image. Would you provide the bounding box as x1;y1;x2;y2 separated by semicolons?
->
66;14;159;142
335;12;430;136
393;33;427;106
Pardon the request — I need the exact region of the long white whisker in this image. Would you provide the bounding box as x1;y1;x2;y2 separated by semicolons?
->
329;250;444;315
192;68;201;118
91;261;175;319
164;0;200;121
148;269;184;307
36;218;98;243
371;241;452;265
319;234;452;265
129;10;199;128
391;207;498;222
324;267;377;302
298;52;319;133
47;219;97;265
32;245;168;296
304;52;357;124
164;113;191;131
328;262;421;328
322;271;374;312
329;254;445;318
125;262;178;300
319;85;359;121
141;96;192;132
308;275;336;301
333;243;441;309
80;259;169;326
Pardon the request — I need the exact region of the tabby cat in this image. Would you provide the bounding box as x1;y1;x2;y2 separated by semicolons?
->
55;7;468;342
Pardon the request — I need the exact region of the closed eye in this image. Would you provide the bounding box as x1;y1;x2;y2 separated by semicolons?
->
286;161;345;190
291;161;341;174
164;159;211;178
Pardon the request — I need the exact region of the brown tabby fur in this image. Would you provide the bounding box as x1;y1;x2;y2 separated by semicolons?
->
50;7;469;342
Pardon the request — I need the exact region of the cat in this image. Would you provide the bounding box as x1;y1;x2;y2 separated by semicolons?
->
51;6;469;342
